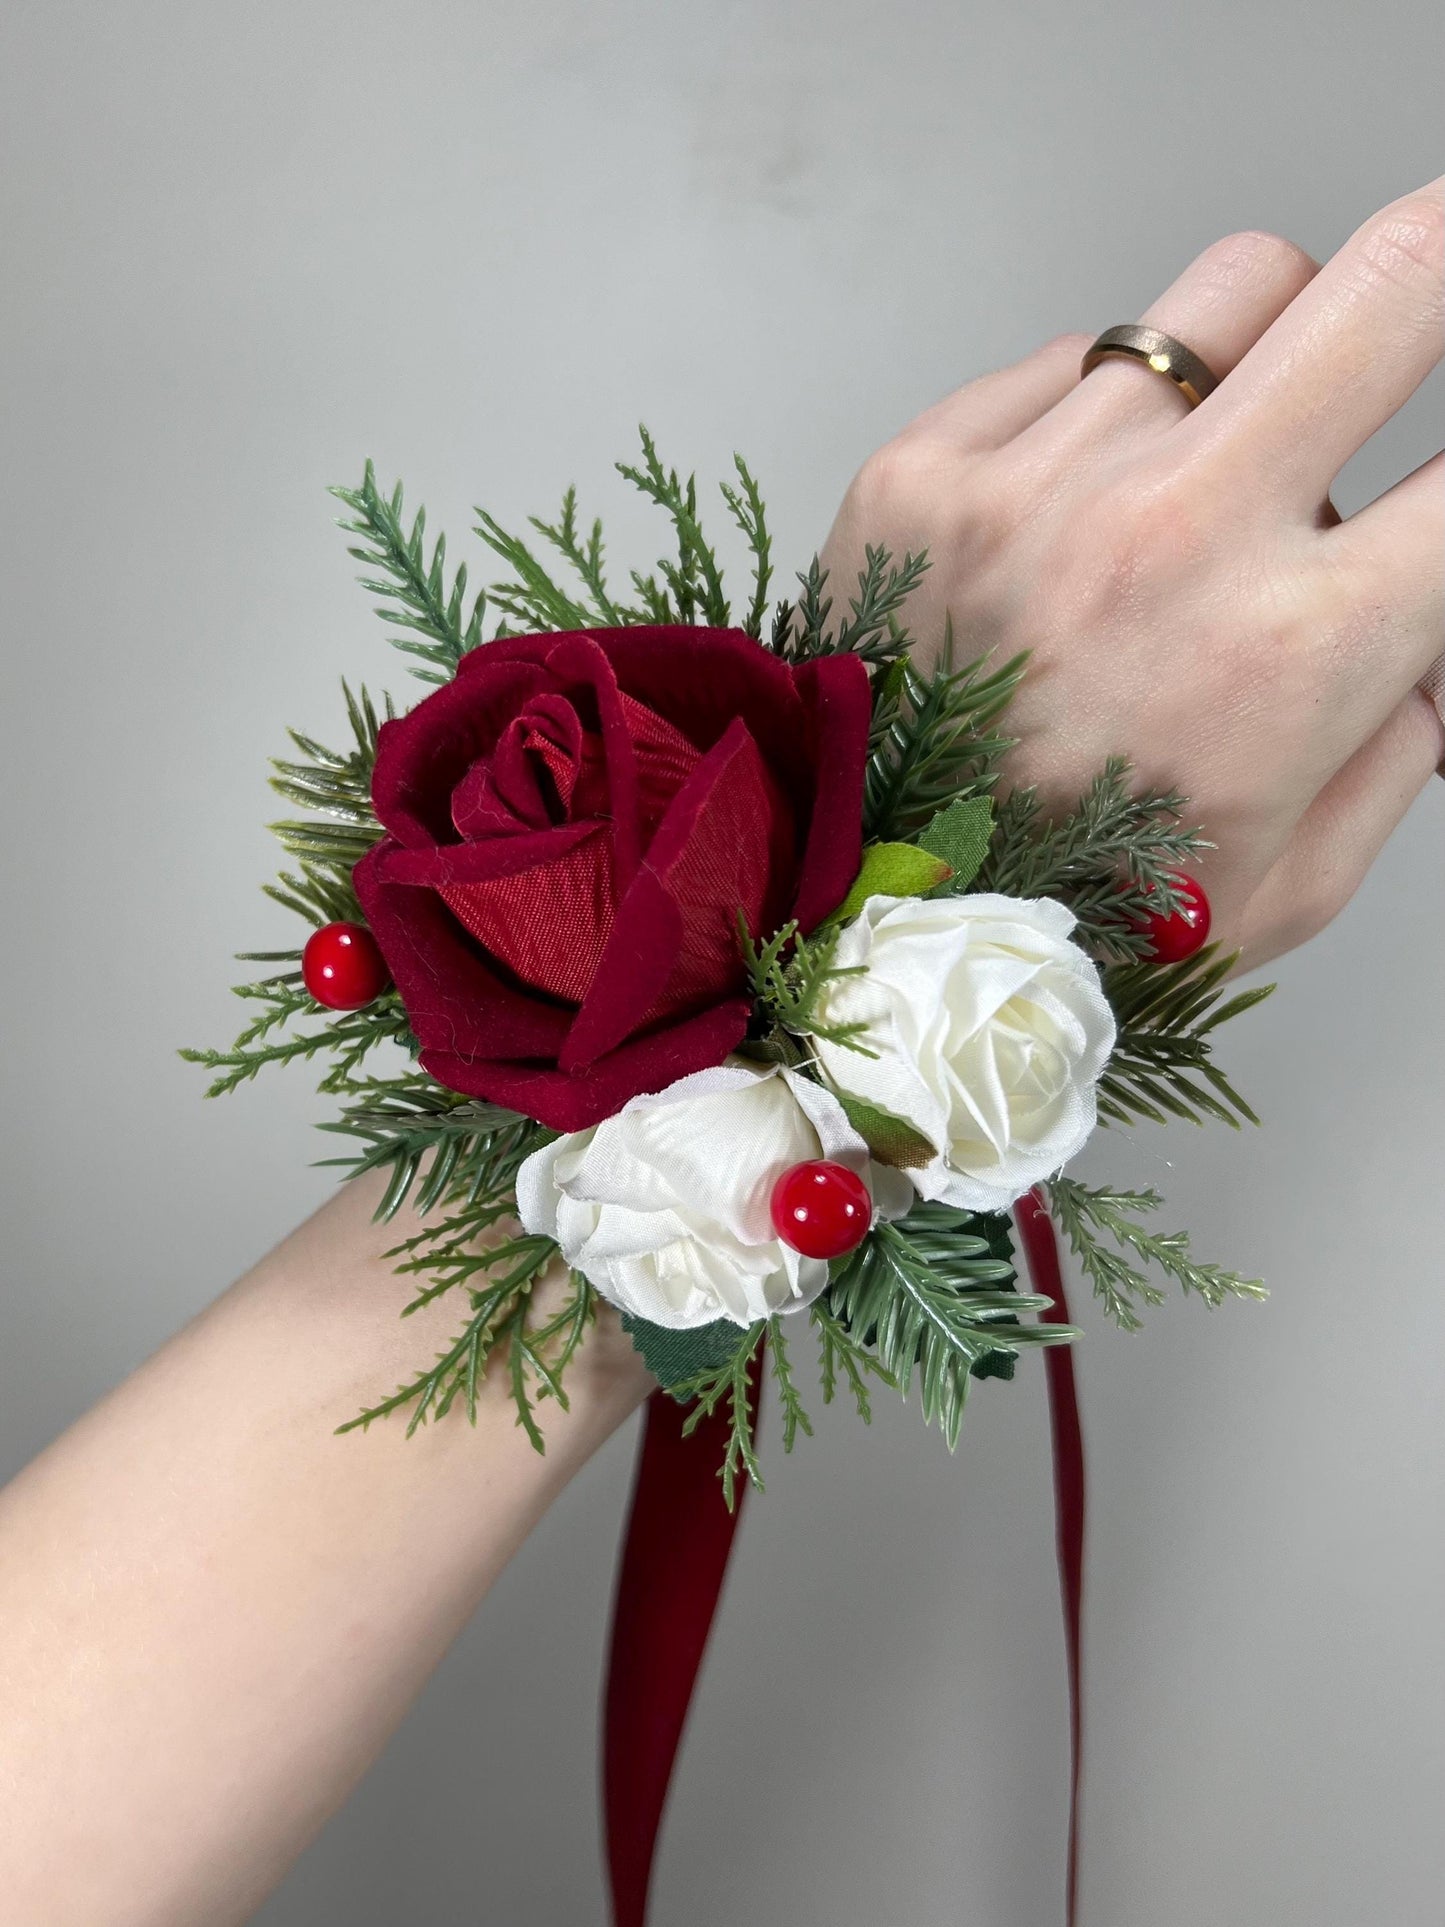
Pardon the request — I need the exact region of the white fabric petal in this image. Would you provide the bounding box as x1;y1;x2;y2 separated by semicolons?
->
811;890;1116;1212
512;1059;873;1329
515;1135;568;1240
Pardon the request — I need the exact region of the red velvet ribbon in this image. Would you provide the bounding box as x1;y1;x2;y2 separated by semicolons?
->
602;1352;761;1926
1017;1185;1085;1926
602;1190;1084;1925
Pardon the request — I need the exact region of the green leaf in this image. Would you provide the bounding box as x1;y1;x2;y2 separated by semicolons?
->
621;1311;751;1396
833;1090;936;1169
919;795;994;894
830;842;952;924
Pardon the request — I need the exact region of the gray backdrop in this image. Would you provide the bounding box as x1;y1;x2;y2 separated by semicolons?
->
2;3;1441;1923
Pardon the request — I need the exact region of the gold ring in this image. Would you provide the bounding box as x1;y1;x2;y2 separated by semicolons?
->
1080;325;1220;410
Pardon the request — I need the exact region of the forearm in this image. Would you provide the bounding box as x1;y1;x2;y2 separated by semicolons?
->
0;1174;651;1926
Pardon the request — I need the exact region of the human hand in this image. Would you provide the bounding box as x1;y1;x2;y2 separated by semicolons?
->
819;178;1444;971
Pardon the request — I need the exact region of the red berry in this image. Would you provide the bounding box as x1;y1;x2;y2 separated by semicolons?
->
302;921;390;1010
769;1160;873;1260
1134;872;1211;963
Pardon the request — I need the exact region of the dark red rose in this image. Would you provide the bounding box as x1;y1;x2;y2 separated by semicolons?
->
353;626;871;1129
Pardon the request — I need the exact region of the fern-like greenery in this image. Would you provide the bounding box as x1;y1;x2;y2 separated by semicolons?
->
671;1323;768;1508
736;915;873;1055
827;1203;1073;1449
320;1089;585;1446
975;756;1207;961
865;626;1029;842
330;465;489;683
1098;945;1275;1130
655;1296;902;1507
180;986;412;1098
316;1085;539;1225
614;425;731;627
337;1250;593;1450
1045;1178;1267;1332
778;544;933;666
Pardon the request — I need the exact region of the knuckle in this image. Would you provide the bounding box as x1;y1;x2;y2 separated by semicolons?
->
1353;194;1444;299
1199;228;1318;291
850;431;946;515
1076;464;1214;593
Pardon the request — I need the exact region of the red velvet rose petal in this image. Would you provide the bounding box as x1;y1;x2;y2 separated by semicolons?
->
789;651;871;932
370;658;551;848
421;996;753;1131
353;841;572;1062
594;627;810;805
450;692;587;837
378;819;600;889
615;691;702;838
440;824;620;1006
530;634;647;884
558;718;791;1074
367;625;875;1130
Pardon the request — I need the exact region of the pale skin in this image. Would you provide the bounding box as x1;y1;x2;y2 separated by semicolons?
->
1;179;1440;1924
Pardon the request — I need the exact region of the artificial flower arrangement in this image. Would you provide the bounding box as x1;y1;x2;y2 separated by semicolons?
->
186;431;1272;1502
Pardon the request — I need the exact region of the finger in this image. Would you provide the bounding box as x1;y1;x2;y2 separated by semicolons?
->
1191;178;1444;509
1309;450;1444;725
1423;650;1445;757
1032;229;1319;448
904;333;1095;450
1234;688;1445;969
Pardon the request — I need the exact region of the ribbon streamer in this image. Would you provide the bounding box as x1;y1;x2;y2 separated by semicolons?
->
602;1189;1084;1924
602;1353;761;1926
1018;1185;1086;1926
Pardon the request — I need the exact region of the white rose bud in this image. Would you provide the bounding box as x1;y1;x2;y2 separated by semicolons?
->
812;893;1116;1214
515;1062;912;1330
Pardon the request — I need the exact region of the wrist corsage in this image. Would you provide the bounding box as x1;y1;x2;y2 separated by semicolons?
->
186;430;1272;1502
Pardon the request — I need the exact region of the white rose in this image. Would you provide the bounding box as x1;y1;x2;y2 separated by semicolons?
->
515;1062;912;1330
812;893;1116;1214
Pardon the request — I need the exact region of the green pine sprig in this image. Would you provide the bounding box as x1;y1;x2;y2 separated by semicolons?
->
672;1322;768;1508
737;915;873;1053
767;1316;815;1453
864;626;1028;842
474;504;603;635
316;1086;540;1225
468;429;772;640
811;1300;897;1419
329;1097;588;1447
778;545;931;666
330;463;489;683
336;1252;592;1449
827;1204;1073;1448
1045;1177;1267;1332
614;425;731;627
975;756;1206;960
266;681;389;887
718;455;773;640
180;989;412;1097
1098;945;1275;1130
522;485;625;626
